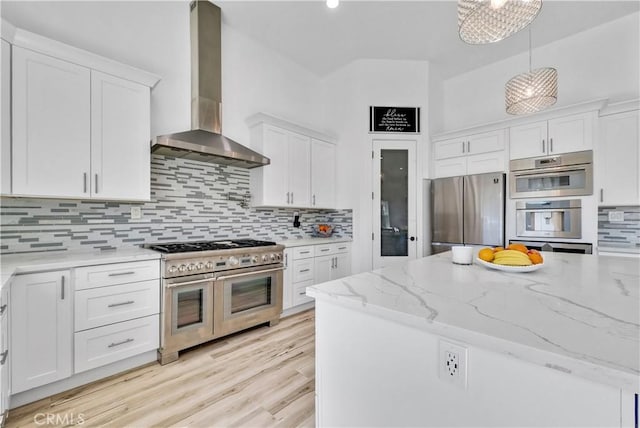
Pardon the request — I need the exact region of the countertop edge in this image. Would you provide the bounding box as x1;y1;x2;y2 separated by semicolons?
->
307;286;639;394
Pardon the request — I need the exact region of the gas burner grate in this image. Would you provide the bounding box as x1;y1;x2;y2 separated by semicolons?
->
144;239;277;254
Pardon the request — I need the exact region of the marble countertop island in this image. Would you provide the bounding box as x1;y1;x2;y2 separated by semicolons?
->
307;251;640;392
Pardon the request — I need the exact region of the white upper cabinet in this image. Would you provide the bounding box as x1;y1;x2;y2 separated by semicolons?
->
432;129;506;178
5;24;159;201
249;114;336;209
91;71;150;200
311;139;336;208
509;112;594;160
598;109;640;206
12;46;91;198
1;39;11;195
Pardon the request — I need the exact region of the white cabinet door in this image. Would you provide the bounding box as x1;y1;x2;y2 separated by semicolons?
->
466;151;506;175
433;138;466;160
433;157;467;178
11;271;72;394
12;47;91;198
261;125;289;206
314;255;333;285
509;121;547;160
288;131;311;207
311;139;336;208
1;40;10;195
332;252;351;280
282;249;294;310
0;286;9;420
467;130;505;155
91;71;150;200
598;110;640;206
548;112;593;155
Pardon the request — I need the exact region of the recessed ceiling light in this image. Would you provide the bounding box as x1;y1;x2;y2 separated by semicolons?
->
326;0;339;9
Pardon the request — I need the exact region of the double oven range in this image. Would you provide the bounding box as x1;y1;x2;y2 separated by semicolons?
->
144;239;284;365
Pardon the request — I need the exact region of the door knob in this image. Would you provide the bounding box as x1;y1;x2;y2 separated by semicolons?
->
409;236;416;241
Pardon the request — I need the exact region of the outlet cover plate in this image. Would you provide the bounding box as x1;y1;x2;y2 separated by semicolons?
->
130;206;142;219
608;211;625;222
439;339;468;389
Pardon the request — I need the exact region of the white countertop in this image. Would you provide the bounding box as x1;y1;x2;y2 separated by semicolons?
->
1;247;160;288
276;237;352;247
307;251;640;392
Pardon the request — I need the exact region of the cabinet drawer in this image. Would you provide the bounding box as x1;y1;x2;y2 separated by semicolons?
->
293;280;314;306
292;246;314;260
75;280;159;331
334;243;351;254
74;314;159;373
316;242;352;256
293;259;314;282
74;260;159;290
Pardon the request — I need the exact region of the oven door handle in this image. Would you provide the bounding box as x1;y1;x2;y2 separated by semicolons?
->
165;277;214;289
512;166;586;179
216;267;283;281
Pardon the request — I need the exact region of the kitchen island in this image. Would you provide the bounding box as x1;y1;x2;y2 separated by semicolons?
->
307;251;639;427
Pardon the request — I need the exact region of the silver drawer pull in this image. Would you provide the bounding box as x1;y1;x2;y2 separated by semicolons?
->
320;248;330;252
0;304;6;316
108;338;134;348
299;251;310;254
299;291;306;295
0;350;7;365
338;246;347;250
108;271;136;277
299;268;310;273
108;300;135;308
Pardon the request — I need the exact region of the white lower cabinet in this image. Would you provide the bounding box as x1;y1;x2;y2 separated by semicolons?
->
11;271;73;394
8;259;160;399
0;286;10;424
282;242;352;313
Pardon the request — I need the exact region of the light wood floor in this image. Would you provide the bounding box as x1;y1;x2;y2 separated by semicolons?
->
7;310;316;428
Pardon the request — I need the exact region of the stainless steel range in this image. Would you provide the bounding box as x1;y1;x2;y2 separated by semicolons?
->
144;239;284;365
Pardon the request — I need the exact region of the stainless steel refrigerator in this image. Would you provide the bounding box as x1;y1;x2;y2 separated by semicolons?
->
430;172;505;255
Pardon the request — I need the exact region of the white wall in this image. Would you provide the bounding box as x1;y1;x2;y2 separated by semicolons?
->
440;12;640;133
321;59;430;274
0;0;324;145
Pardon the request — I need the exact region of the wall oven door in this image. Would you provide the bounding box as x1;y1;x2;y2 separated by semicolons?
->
214;265;283;337
162;274;214;356
516;199;582;239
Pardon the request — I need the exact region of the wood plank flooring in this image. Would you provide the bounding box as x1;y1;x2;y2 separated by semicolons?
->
7;310;315;428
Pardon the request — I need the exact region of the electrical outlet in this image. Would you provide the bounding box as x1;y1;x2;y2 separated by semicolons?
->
608;211;625;222
439;339;468;389
130;206;142;219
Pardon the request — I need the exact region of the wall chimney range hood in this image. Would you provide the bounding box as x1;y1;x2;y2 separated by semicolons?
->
152;1;269;169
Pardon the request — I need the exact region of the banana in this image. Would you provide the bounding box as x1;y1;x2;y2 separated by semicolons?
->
492;249;532;266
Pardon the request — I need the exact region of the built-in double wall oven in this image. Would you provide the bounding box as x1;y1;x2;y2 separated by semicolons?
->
509;150;593;247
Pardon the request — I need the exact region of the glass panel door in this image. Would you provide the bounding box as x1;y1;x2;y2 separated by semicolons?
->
372;140;417;268
230;277;272;314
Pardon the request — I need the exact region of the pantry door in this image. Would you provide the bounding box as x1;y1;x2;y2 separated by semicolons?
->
372;139;417;268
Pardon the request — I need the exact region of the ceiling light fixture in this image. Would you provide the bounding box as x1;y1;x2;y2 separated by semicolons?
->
458;0;542;44
505;28;557;115
326;0;339;9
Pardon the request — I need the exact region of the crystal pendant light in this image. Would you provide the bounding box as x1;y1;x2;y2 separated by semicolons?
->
505;28;557;115
458;0;543;44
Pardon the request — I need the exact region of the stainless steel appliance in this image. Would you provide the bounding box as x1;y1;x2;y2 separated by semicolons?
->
152;1;270;169
509;240;593;254
516;199;582;239
431;172;505;254
509;150;593;199
144;239;284;365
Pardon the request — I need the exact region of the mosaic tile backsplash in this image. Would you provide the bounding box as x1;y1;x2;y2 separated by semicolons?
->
0;155;352;254
597;206;640;250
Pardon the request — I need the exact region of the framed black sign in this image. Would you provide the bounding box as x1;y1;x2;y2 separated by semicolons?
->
369;106;420;134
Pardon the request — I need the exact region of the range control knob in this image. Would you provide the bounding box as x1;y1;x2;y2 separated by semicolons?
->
251;256;258;264
187;264;196;271
168;265;178;274
178;264;187;273
197;263;205;270
262;254;269;262
206;261;214;269
228;256;239;266
276;253;282;261
270;253;276;261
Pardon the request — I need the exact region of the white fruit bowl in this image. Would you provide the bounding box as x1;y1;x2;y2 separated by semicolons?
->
475;257;544;273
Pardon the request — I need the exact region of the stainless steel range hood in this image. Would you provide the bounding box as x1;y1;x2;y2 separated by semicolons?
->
152;1;269;169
